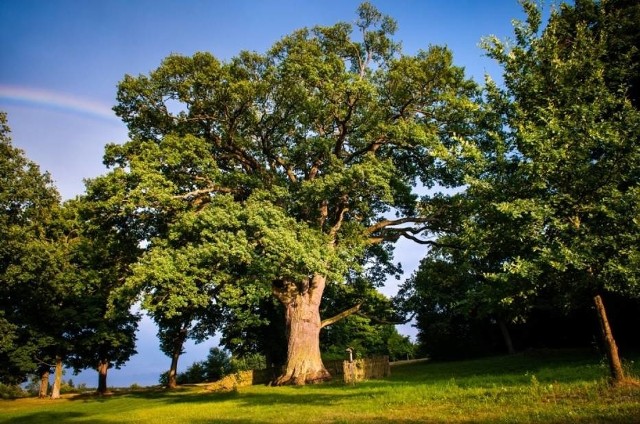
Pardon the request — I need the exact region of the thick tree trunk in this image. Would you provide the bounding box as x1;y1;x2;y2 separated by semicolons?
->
50;356;63;399
167;351;180;389
167;330;187;389
593;294;625;384
273;274;331;386
498;319;516;355
38;367;50;398
97;359;109;395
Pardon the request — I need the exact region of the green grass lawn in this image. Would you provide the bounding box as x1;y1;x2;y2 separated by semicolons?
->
1;349;639;423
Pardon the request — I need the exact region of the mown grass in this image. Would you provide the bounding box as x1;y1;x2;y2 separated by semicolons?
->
1;349;638;423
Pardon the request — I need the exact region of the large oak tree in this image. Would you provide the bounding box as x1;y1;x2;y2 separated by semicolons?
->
99;3;477;385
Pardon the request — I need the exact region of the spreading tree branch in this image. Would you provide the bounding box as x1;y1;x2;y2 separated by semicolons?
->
274;156;298;183
365;216;461;247
328;203;349;241
365;217;435;236
344;135;388;163
356;311;416;325
321;303;362;328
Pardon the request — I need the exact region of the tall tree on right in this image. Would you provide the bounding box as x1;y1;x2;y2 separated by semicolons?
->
478;0;640;384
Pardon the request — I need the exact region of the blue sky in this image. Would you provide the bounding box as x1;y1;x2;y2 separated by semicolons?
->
1;0;531;387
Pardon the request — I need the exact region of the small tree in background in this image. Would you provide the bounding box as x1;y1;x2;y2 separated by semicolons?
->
0;111;78;398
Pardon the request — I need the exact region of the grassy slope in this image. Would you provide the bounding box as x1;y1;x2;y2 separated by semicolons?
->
1;349;638;423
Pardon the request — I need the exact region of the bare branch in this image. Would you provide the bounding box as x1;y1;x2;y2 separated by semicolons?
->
333;94;357;158
318;200;328;228
321;303;362;328
367;236;386;245
308;158;323;181
328;205;349;241
356;311;416;325
173;185;235;200
274;156;298;183
34;357;56;368
365;217;434;235
399;233;438;245
364;216;460;247
368;232;459;250
344;136;388;163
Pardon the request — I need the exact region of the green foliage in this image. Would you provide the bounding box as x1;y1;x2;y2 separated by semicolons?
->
92;2;479;373
160;347;240;384
0;382;27;399
385;330;416;361
220;296;287;367
202;347;234;381
320;271;412;361
477;0;640;296
399;0;640;363
1;112;139;389
398;252;523;359
321;316;411;361
38;197;140;393
230;352;268;372
0;111;75;384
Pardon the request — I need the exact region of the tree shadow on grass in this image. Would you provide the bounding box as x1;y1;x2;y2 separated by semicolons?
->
111;384;366;407
60;383;368;410
1;411;113;424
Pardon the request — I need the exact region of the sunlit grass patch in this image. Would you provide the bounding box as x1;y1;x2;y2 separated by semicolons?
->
1;349;638;423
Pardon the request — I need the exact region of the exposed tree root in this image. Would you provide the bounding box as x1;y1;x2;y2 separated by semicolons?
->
610;377;640;388
273;369;332;386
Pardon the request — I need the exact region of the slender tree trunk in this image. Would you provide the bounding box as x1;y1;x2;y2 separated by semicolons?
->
273;274;331;386
498;319;516;355
38;367;50;398
167;329;187;389
167;350;180;389
50;356;63;399
97;359;110;395
593;293;625;384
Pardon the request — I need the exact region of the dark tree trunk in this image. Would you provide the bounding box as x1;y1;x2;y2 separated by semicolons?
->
167;330;187;389
498;319;516;355
593;293;625;384
38;366;50;398
273;274;331;386
167;351;180;389
97;359;109;395
50;356;63;399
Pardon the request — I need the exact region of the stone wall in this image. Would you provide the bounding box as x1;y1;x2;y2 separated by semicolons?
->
205;356;390;391
342;356;390;384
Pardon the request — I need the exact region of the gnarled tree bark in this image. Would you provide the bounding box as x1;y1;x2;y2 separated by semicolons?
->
50;356;63;399
272;274;331;385
37;365;50;398
97;359;110;395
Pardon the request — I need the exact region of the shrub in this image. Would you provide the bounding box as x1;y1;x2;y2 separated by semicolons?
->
0;383;27;399
231;353;267;372
59;379;77;394
159;348;235;385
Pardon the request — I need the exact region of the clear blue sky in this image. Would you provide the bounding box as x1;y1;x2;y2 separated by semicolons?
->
1;0;532;387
